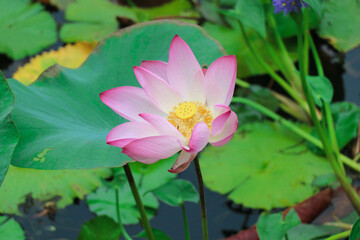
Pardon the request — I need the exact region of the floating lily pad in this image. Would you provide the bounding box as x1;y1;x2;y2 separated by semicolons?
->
0;217;25;240
8;20;224;170
200;121;332;209
0;72;18;186
60;0;197;42
87;157;176;224
0;165;111;215
0;0;57;59
318;0;360;52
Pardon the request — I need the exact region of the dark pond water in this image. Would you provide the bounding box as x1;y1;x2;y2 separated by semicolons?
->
1;4;360;240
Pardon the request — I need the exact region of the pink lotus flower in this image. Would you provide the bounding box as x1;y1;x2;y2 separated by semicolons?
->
100;35;238;173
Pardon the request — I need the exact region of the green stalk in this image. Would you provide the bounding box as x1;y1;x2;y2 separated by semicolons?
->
181;203;191;240
303;9;310;76
324;230;351;240
231;97;360;173
323;102;344;174
123;164;155;240
115;188;132;240
309;34;324;77
266;8;302;89
194;157;209;240
293;12;360;214
238;22;307;111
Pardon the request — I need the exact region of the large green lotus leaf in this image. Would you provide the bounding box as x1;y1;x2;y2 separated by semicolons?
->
0;217;25;240
60;0;197;42
0;72;18;186
87;157;176;225
318;0;360;52
8;20;224;170
0;165;111;215
0;0;57;59
200;121;332;210
202;22;298;78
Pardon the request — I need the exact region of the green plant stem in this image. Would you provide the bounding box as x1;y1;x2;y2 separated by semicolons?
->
308;32;344;173
238;21;307;112
309;34;324;77
303;9;310;76
324;102;344;174
181;203;191;240
295;14;360;214
115;188;132;240
324;230;351;240
231;97;360;173
194;157;209;240
236;78;250;88
123;164;155;240
266;9;302;89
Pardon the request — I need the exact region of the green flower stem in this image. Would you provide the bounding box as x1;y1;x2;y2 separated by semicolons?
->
323;102;345;174
123;164;155;240
303;9;310;76
266;7;302;89
236;78;250;88
238;21;308;114
115;188;132;240
324;230;351;240
309;34;324;77
194;156;209;240
181;203;191;240
294;13;360;214
308;32;344;172
231;97;360;173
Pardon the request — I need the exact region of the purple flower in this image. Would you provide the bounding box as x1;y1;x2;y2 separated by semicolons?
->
273;0;309;15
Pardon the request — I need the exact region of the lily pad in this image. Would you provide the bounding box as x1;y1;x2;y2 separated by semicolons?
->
0;0;57;59
0;217;25;240
8;20;224;170
0;72;18;186
0;165;111;215
200;121;332;209
87;157;176;224
318;0;360;52
77;216;122;240
135;228;172;240
60;0;196;42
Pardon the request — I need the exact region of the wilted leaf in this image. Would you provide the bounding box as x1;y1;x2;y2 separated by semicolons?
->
0;0;57;59
0;165;111;215
201;121;332;209
13;42;95;85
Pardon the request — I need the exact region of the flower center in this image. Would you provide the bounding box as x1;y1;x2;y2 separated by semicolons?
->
167;101;213;139
175;102;197;119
